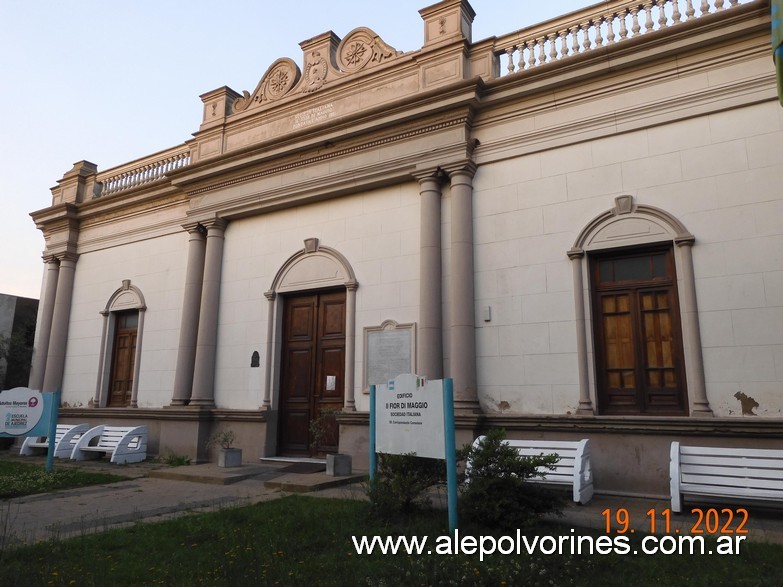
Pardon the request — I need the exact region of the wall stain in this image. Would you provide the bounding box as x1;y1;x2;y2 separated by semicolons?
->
497;401;510;413
734;391;759;416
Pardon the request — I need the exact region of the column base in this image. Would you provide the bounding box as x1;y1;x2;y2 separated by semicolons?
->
576;400;595;415
691;403;714;417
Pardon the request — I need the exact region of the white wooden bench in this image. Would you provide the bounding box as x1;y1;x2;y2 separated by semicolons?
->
71;425;148;464
468;436;594;504
669;442;783;513
20;423;90;458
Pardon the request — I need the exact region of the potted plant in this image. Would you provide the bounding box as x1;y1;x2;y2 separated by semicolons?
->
310;408;351;475
206;429;242;468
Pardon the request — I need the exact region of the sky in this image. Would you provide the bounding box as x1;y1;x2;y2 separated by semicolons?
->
0;0;589;300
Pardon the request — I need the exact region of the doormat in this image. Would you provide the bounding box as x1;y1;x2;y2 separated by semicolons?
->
278;462;326;474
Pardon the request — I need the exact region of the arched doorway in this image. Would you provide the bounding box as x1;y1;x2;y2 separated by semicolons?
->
94;279;146;408
264;238;358;456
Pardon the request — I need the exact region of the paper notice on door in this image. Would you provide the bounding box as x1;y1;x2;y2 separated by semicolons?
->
326;375;336;391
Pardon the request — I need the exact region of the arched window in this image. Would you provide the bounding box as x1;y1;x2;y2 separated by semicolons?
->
94;280;146;408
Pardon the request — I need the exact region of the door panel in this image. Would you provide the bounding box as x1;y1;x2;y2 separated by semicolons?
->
592;248;687;416
108;312;138;407
278;290;345;456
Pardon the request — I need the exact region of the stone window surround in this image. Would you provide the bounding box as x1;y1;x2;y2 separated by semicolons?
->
568;195;712;417
94;279;146;408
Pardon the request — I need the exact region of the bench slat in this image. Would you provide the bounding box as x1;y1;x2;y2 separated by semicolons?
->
681;454;783;469
681;464;783;481
680;484;783;499
680;446;783;459
681;473;783;491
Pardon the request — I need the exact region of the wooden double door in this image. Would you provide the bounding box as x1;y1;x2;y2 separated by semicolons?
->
278;290;345;456
591;247;688;416
107;311;139;407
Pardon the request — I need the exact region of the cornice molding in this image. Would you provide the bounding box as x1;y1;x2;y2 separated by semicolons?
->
185;113;473;198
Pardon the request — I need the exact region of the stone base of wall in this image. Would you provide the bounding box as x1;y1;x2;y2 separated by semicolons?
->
58;407;269;464
338;412;783;498
56;408;782;498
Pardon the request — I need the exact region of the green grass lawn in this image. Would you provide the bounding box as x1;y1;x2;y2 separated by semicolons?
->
1;495;780;586
0;460;129;499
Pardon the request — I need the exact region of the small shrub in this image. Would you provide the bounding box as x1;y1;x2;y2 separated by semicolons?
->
309;407;341;453
158;452;191;467
365;452;445;518
205;429;235;450
459;429;563;530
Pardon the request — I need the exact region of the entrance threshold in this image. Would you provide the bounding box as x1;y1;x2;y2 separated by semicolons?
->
260;456;326;465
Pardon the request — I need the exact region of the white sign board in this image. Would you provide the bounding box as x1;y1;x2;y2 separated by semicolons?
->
375;373;445;459
0;387;50;437
367;328;412;387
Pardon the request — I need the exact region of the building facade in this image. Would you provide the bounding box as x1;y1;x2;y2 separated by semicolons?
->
30;0;782;497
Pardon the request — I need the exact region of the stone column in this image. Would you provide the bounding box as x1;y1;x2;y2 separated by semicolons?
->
676;237;713;416
171;225;207;405
130;308;145;407
28;256;60;390
344;281;358;412
94;310;110;405
42;253;78;392
448;166;478;410
567;249;595;414
416;172;443;380
190;219;227;407
262;291;276;409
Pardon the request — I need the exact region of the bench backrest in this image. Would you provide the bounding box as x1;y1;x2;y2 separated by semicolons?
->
676;444;783;494
502;439;579;483
96;426;142;449
468;436;593;504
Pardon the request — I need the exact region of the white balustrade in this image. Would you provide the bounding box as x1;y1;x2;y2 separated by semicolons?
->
494;0;750;76
96;147;191;198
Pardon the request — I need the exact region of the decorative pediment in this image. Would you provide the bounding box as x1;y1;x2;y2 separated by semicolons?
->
570;195;694;255
233;58;301;112
233;27;402;113
270;239;357;294
336;27;401;73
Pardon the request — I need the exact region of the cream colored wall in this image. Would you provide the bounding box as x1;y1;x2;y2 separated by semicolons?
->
61;232;187;408
473;101;783;418
213;182;421;411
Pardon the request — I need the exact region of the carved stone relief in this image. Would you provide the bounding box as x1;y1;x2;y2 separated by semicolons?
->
336;27;401;73
303;51;329;93
233;58;301;112
232;27;401;113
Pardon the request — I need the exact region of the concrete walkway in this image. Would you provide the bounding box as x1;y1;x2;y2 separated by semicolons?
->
2;453;782;548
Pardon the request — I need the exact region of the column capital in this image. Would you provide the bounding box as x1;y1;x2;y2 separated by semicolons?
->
202;217;228;232
264;290;276;301
442;160;477;181
185;216;227;234
567;247;585;260
54;251;80;264
412;167;448;184
675;234;696;247
182;221;208;237
345;280;359;292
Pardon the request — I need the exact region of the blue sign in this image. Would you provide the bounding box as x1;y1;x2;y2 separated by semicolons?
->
0;387;55;438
